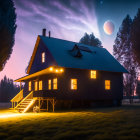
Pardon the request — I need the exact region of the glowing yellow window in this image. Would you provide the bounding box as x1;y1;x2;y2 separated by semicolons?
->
39;81;42;90
42;52;45;63
28;81;31;91
91;70;96;79
48;80;51;90
53;78;57;90
105;80;111;90
35;81;38;91
71;79;77;90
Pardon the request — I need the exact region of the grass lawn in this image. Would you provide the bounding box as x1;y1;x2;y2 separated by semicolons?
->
0;105;140;140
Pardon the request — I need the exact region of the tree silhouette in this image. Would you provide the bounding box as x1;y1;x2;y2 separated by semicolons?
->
79;33;102;47
0;76;20;102
0;0;17;71
131;8;140;65
113;15;139;103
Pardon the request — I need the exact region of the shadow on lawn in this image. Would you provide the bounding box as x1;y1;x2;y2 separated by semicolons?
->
53;104;140;113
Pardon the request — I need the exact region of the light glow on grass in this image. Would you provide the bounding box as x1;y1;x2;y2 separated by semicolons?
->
0;113;25;119
0;107;140;140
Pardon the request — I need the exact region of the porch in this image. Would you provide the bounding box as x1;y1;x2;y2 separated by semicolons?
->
11;66;63;113
11;90;56;113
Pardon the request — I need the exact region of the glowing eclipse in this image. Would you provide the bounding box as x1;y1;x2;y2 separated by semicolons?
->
103;20;115;35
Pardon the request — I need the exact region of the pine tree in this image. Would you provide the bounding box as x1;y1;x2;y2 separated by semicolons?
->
0;0;17;71
131;8;140;65
79;33;102;47
0;76;20;102
113;15;139;103
136;80;140;97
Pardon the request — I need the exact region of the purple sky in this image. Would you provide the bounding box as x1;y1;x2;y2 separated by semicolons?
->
0;0;140;81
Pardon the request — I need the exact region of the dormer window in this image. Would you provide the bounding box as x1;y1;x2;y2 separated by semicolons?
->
42;52;45;63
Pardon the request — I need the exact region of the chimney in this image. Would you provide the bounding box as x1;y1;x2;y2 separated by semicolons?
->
49;31;51;38
42;28;46;36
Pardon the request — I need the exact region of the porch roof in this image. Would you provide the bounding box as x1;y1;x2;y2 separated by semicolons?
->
14;66;64;82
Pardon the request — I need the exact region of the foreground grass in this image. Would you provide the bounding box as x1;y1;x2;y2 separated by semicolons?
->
0;106;140;140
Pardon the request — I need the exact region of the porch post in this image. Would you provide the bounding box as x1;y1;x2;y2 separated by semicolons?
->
20;81;22;91
39;98;40;112
53;99;54;112
47;99;48;111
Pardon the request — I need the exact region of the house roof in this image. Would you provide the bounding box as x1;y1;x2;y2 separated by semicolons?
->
37;36;128;73
26;36;40;74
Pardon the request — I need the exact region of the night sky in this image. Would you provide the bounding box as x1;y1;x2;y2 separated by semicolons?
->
0;0;140;81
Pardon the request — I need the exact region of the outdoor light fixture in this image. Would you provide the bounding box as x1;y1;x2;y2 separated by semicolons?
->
60;68;64;72
49;67;53;71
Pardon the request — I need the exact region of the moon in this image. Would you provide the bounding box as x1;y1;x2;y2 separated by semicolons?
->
103;20;115;35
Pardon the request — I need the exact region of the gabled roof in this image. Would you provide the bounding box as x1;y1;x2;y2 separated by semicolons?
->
40;36;128;73
27;36;40;74
27;35;128;74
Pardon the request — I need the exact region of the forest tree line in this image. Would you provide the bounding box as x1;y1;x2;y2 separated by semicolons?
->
0;76;20;102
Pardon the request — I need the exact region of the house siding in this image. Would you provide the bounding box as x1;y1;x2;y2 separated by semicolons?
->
29;40;57;74
23;68;123;102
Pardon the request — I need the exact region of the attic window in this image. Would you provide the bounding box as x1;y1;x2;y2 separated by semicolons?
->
70;45;82;57
42;52;45;63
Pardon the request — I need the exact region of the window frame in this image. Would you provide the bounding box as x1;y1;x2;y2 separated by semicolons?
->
71;79;77;90
90;70;96;79
35;81;38;91
39;80;43;90
28;81;31;91
48;79;51;90
105;80;111;90
41;52;45;63
53;78;57;90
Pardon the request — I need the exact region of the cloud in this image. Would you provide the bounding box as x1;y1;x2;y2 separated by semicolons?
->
14;0;100;40
0;0;100;81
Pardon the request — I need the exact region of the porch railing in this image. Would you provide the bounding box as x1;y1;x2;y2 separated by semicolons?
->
15;91;34;109
11;89;23;108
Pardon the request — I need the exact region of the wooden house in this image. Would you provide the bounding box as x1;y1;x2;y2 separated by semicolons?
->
11;29;128;112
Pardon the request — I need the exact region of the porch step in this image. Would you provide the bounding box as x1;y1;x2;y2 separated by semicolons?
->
22;102;29;105
18;105;28;107
17;108;26;109
15;98;36;113
22;101;31;103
